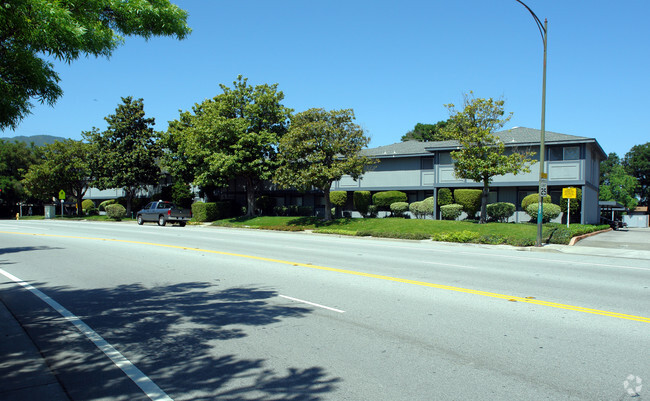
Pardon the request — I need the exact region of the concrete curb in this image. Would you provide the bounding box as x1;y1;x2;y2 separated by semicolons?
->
568;228;613;246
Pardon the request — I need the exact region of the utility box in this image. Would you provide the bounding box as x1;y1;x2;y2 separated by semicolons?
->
44;205;56;219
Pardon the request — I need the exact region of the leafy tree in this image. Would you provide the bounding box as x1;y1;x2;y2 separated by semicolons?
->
600;164;638;210
401;121;449;142
442;93;535;223
22;139;92;215
164;76;292;216
274;108;373;221
84;96;162;215
0;139;40;216
0;0;190;130
600;153;620;185
623;142;650;206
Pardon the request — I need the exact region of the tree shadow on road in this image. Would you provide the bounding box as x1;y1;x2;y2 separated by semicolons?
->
4;281;341;400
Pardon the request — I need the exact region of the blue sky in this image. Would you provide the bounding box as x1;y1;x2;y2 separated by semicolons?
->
3;0;649;157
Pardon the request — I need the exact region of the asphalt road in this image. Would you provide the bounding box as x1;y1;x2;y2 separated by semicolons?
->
0;220;648;400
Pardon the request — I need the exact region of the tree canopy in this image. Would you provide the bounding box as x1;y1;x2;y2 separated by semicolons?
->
623;142;650;206
443;93;534;223
274;108;373;221
84;96;162;215
22;139;92;215
401;121;449;142
0;139;40;216
163;76;292;216
0;0;191;130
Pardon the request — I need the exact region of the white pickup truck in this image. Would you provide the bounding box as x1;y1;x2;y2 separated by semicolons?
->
136;201;192;227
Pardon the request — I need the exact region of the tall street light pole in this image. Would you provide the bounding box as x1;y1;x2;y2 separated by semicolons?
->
515;0;547;247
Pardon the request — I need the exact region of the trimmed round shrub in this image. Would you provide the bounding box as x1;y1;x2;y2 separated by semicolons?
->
521;193;551;211
486;202;515;223
440;203;463;220
98;199;117;211
372;191;407;210
453;189;482;218
390;202;409;217
437;188;454;206
330;191;347;208
353;191;371;216
526;203;561;223
367;205;378;218
82;199;95;211
105;204;126;220
409;201;424;219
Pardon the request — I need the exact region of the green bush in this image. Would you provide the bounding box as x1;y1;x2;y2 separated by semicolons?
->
372;191;407;210
390;202;409;217
440;203;463;220
330;191;347;208
367;205;378;218
453;189;482;218
353;191;371;216
526;203;561;223
98;199;117;212
82;199;95;211
192;201;235;222
105;204;126;220
521;193;551;211
409;202;424;219
432;230;480;243
486;202;515;223
437;188;453;206
172;181;194;209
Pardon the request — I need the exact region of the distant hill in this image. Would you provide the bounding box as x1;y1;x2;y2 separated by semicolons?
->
3;135;69;147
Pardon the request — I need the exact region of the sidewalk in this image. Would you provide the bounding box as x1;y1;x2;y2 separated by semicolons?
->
0;300;69;401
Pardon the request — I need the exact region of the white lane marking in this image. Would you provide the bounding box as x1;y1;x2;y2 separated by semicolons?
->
421;260;477;270
0;268;173;401
279;295;345;313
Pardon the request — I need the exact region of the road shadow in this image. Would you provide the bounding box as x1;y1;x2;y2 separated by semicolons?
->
0;246;63;255
5;281;341;400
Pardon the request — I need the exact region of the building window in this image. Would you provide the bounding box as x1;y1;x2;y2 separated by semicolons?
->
439;152;453;165
421;157;434;170
550;146;580;161
564;146;580;160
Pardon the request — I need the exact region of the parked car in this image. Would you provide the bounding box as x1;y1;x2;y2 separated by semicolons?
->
136;201;192;227
600;216;627;230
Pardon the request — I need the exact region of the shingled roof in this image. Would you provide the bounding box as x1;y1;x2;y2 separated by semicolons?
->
362;127;604;158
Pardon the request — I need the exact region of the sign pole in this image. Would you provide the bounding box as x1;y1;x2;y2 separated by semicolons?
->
567;198;570;228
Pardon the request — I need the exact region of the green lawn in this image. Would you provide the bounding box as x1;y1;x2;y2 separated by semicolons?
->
213;216;609;246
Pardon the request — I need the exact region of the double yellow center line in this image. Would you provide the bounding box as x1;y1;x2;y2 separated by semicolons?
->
3;230;649;324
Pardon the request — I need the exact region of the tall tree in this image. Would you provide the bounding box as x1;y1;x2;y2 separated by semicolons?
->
0;0;191;130
401;121;449;142
164;76;292;216
84;96;161;215
599;163;638;210
0;139;39;216
623;142;650;206
22;139;92;215
443;93;535;223
274;108;374;221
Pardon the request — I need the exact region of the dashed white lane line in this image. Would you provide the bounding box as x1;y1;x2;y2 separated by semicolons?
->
279;295;345;313
0;268;173;401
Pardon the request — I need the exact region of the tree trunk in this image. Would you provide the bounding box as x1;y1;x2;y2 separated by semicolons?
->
124;187;134;217
73;186;87;216
323;186;332;221
245;177;255;217
480;179;489;224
